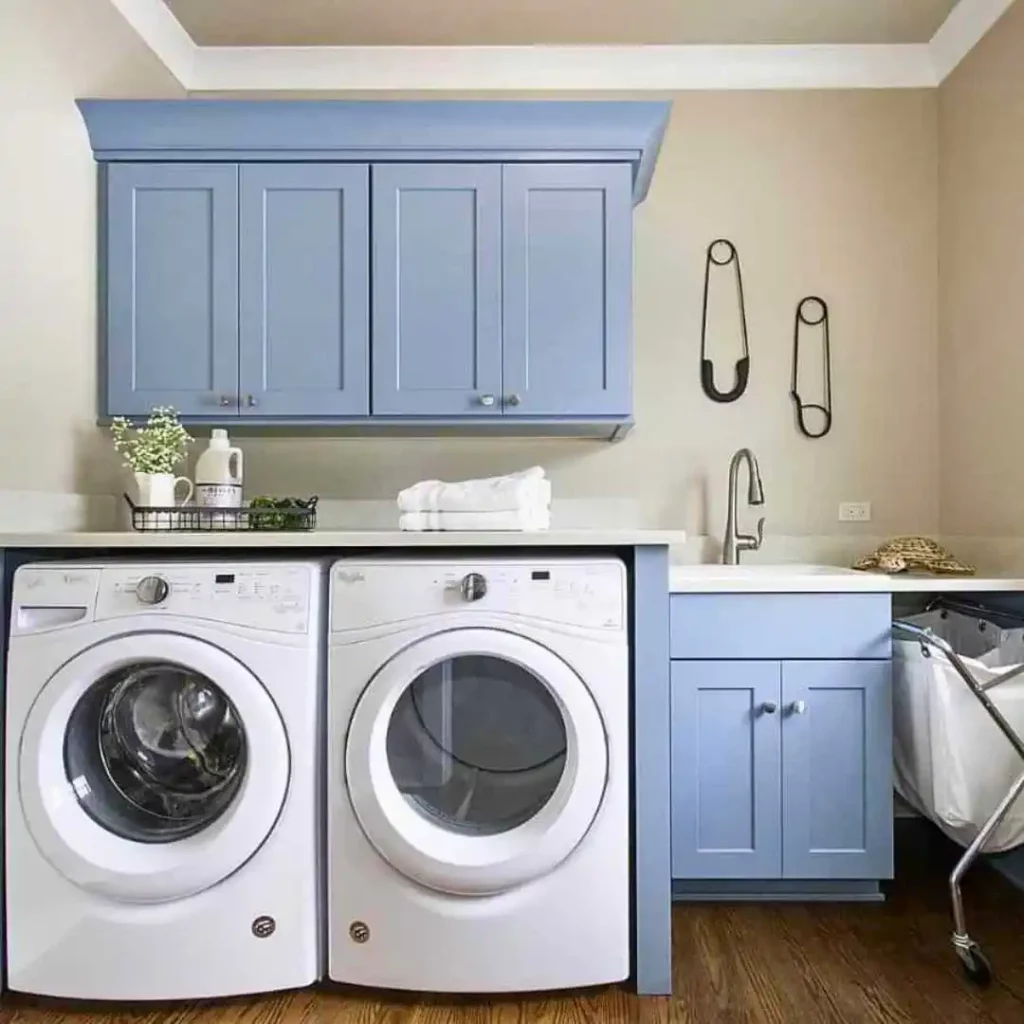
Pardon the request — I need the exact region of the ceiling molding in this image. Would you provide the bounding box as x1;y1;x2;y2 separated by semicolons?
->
188;43;938;92
104;0;1018;92
929;0;1016;79
105;0;197;84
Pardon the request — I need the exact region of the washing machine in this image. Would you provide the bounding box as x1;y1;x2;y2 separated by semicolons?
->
328;556;629;993
4;560;325;1001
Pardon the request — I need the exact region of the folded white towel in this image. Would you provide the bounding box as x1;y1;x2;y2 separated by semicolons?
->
397;467;550;513
399;508;551;532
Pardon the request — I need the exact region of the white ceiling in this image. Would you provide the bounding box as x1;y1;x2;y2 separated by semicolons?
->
163;0;961;47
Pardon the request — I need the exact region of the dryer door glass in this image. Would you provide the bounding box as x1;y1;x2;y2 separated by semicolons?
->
64;662;247;843
386;655;567;836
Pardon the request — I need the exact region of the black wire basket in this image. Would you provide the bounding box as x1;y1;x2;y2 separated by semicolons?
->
124;494;318;533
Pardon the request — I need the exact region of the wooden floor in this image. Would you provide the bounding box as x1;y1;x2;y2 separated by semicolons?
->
4;822;1024;1024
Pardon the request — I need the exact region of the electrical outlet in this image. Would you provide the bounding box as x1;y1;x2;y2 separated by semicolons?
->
839;502;872;522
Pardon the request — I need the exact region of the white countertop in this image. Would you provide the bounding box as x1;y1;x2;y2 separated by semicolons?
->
670;563;1024;594
0;528;686;549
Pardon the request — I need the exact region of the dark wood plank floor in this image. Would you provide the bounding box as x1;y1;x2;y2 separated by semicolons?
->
3;822;1024;1023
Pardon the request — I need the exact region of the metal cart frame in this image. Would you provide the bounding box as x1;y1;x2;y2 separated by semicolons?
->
894;602;1024;986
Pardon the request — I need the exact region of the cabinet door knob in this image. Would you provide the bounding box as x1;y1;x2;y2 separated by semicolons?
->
478;394;496;407
760;701;778;715
246;394;258;408
789;700;807;715
217;394;234;407
506;393;522;407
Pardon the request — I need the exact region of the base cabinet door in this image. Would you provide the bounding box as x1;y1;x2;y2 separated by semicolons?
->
781;661;894;880
670;661;782;879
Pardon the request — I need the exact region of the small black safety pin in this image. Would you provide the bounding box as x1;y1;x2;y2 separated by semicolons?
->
791;296;833;439
700;239;750;403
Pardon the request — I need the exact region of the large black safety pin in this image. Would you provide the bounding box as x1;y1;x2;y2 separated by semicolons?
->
791;296;833;439
700;239;750;403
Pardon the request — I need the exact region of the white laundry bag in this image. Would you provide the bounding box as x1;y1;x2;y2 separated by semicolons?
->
893;609;1024;853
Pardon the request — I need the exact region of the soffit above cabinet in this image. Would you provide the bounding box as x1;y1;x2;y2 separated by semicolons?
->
75;99;671;204
163;0;958;46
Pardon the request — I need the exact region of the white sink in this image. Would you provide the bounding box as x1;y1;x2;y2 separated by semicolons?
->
673;563;861;578
669;562;877;592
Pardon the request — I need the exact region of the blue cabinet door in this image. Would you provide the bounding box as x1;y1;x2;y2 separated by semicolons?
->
239;165;370;418
671;661;782;879
372;164;502;416
781;661;894;880
502;164;632;418
105;164;239;418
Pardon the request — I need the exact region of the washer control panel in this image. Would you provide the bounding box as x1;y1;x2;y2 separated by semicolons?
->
99;566;312;632
332;558;626;633
11;564;313;634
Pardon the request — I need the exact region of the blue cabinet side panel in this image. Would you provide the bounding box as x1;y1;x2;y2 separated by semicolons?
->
781;661;894;880
671;661;782;880
631;546;672;996
502;164;633;418
239;164;370;417
670;593;892;661
371;164;502;416
105;163;240;418
0;549;4;994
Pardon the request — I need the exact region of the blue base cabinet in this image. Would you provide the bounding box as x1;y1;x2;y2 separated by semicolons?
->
669;594;894;894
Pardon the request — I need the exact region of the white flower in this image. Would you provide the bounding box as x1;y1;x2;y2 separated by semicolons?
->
110;406;193;474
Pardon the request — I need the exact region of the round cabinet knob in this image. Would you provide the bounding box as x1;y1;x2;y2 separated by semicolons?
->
760;701;778;715
506;393;522;407
789;700;807;715
218;394;233;408
136;575;170;605
478;394;496;407
460;572;488;602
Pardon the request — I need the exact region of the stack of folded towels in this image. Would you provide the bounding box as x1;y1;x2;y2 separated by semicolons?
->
397;466;551;532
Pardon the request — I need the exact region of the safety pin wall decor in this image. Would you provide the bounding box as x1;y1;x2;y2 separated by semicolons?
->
791;295;833;439
700;239;750;403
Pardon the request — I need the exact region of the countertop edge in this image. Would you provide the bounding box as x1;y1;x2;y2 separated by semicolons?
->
0;529;687;549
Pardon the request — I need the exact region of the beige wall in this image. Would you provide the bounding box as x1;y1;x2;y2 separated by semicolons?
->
939;0;1024;537
216;90;939;537
0;0;183;498
0;3;941;541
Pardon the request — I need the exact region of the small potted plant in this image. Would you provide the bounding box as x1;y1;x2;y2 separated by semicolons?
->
110;407;194;525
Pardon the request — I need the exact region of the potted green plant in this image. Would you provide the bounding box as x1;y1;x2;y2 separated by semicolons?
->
110;407;194;519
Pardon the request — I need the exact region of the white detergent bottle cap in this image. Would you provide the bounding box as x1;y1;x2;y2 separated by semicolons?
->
209;429;229;447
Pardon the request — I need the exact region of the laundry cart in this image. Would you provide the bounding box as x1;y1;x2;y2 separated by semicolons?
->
893;595;1024;987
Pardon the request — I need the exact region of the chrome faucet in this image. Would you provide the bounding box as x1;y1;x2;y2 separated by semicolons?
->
722;447;766;565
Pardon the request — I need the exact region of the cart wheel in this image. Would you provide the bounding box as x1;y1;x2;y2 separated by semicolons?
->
958;943;993;986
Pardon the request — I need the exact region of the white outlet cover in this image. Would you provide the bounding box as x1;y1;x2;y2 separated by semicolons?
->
839;502;872;522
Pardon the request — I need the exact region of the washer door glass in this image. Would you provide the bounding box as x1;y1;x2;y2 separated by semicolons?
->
20;632;290;903
345;629;608;896
65;662;247;843
387;655;566;836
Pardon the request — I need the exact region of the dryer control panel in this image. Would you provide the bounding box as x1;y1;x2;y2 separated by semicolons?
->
332;558;626;633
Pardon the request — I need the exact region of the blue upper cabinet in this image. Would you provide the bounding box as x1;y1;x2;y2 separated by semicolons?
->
239;164;370;417
105;164;240;418
781;661;894;881
81;100;671;434
372;165;502;417
502;164;632;418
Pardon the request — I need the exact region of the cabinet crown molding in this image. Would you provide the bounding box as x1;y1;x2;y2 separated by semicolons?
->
76;99;671;204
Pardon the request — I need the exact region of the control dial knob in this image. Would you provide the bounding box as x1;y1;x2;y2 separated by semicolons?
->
136;575;170;605
460;572;488;602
